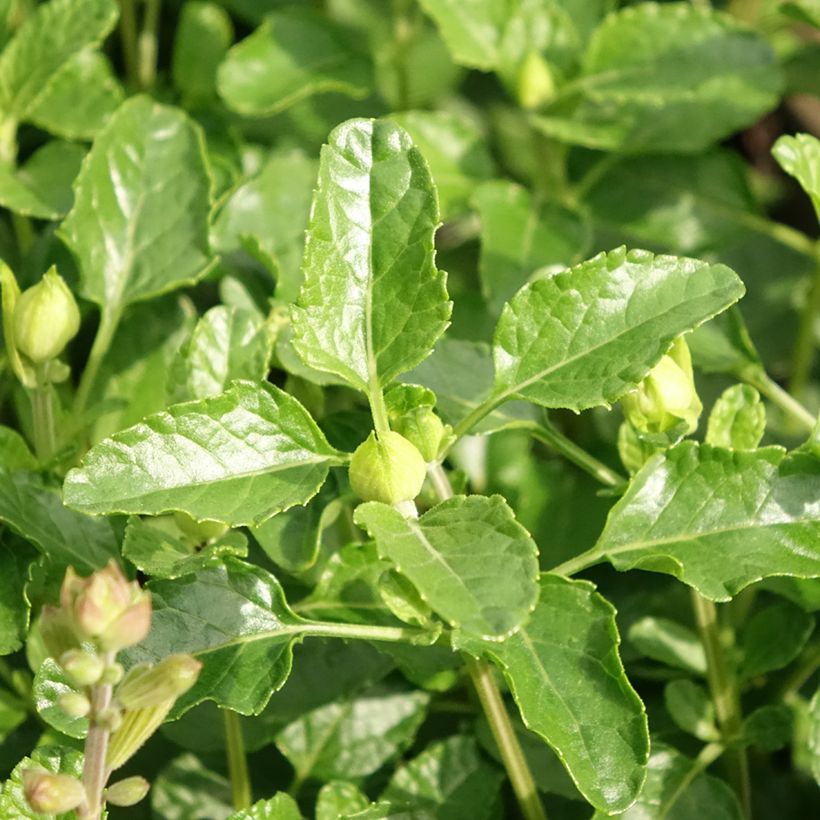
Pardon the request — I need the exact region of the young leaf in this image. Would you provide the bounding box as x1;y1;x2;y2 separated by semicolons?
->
59;95;213;316
594;443;820;601
275;685;429;782
772;132;820;220
664;679;718;741
64;381;345;527
742;704;793;752
459;574;649;814
316;782;369;820
0;539;36;655
0;426;37;471
227;794;302;820
0;468;119;572
491;247;744;412
354;494;539;642
0;0;118;122
217;8;371;117
380;735;503;819
292;118;451;407
627;616;706;676
706;384;766;450
738;600;814;680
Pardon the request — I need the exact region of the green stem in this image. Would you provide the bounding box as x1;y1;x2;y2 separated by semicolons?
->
425;464;547;820
528;420;627;490
223;709;252;810
29;382;57;463
11;213;33;255
743;368;815;432
550;545;606;578
117;1;139;88
659;742;724;819
779;641;820;702
448;394;504;446
369;387;391;438
466;658;547;820
690;591;751;819
79;652;115;820
788;247;820;404
74;307;122;418
0;115;17;166
137;0;162;90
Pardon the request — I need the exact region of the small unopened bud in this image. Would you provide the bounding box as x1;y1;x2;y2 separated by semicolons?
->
105;775;150;807
59;649;105;687
13;267;80;364
173;511;229;543
391;407;449;462
96;705;123;732
621;337;702;436
22;769;85;814
517;51;555;109
58;692;91;718
100;662;124;685
349;431;426;505
116;654;202;710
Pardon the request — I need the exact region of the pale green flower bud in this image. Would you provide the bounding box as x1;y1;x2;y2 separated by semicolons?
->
106;775;150;807
516;51;555;109
58;692;91;718
348;431;426;505
391;407;449;462
621;337;702;435
100;662;124;686
22;769;86;814
13;267;80;364
59;649;105;687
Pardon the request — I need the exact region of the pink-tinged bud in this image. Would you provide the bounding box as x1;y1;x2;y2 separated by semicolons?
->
59;649;105;687
22;769;86;814
105;775;150;807
98;594;152;652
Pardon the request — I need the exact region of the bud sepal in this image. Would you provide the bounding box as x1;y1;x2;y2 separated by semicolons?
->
348;431;426;505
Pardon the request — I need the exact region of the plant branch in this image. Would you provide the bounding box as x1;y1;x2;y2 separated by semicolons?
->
79;652;115;820
659;741;724;819
223;708;252;810
550;546;607;578
742;368;815;432
117;1;139;88
690;591;751;819
29;367;57;462
137;0;162;90
73;307;122;419
446;395;505;449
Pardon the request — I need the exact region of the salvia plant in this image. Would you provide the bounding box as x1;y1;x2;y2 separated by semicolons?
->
0;1;818;819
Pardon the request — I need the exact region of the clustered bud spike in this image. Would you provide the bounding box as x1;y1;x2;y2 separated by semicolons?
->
348;431;427;505
22;770;85;814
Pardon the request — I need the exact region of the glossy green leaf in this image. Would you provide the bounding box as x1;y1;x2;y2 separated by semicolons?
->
380;735;503;819
627;616;706;675
473;179;589;315
592;744;743;820
0;140;84;219
228;794;303;820
173;1;233;106
151;753;233;820
59;95;213;315
64;381;344;527
0;468;118;572
217;9;371;117
316;782;370;820
33;658;88;739
738;600;814;680
292;118;451;399
491;247;744;412
122;516;247;580
459;574;649;814
27;49;122;139
742;704;793;751
535;3;783;153
0;0;118;121
169;306;273;403
664;679;718;741
275;685;429;782
594;443;820;601
0;426;36;470
389;110;495;219
706;384;766;450
354;494;539;642
772;132;820;220
0;538;35;655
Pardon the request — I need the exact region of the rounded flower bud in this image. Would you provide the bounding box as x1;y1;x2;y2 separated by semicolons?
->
106;775;150;807
621;337;702;435
391;407;448;463
58;692;91;719
13;267;80;364
516;51;556;109
22;770;85;814
348;431;426;505
59;649;105;688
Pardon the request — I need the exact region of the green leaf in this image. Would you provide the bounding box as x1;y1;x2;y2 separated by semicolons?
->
291;118;451;403
491;247;744;412
64;381;343;527
217;9;371;117
275;685;429;782
388;110;495;219
33;657;88;740
0;538;35;655
535;3;783;153
594;442;820;601
0;426;37;471
27;50;122;139
742;704;793;751
59;95;213;316
122;516;247;580
0;468;118;572
473;179;589;315
151;753;233;820
592;744;743;820
173;1;233;106
627;616;706;676
228;794;303;820
738;600;814;680
380;735;503;819
688;308;762;378
169;306;273;403
460;574;649;814
0;689;26;745
0;0;118;122
354;495;540;642
772;132;820;220
706;385;766;450
664;679;718;741
0;140;84;219
316;782;370;820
